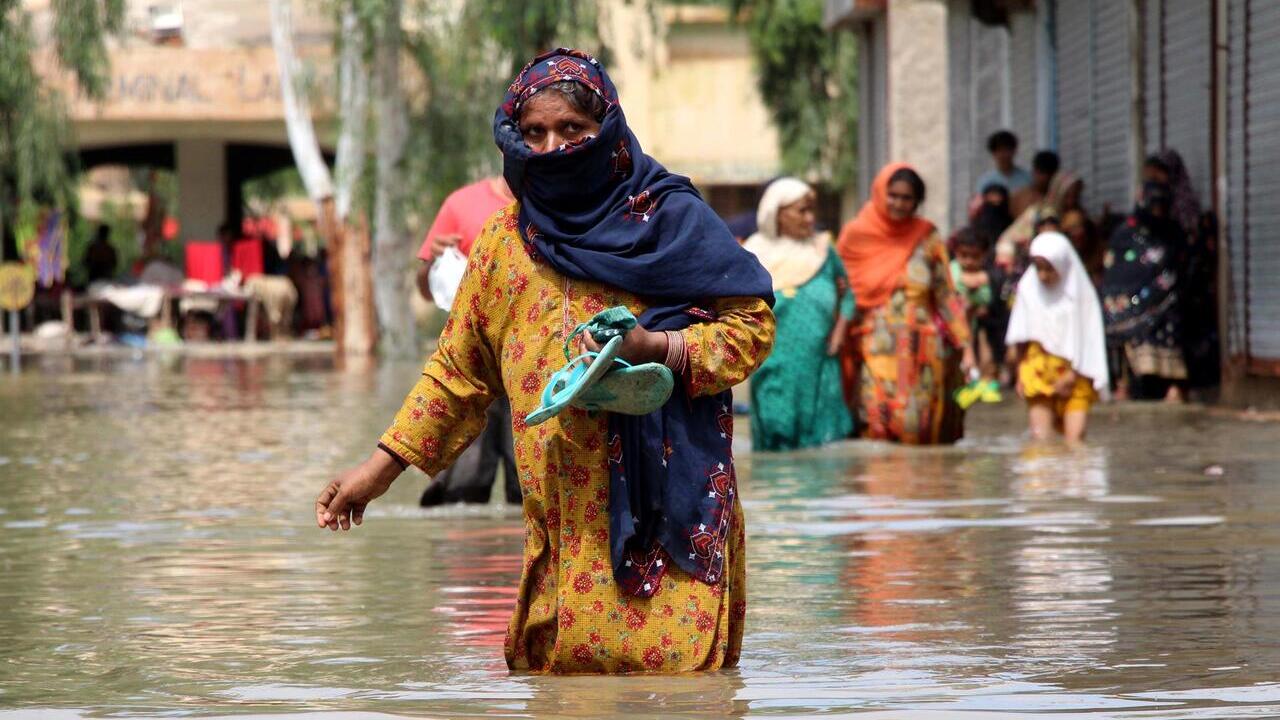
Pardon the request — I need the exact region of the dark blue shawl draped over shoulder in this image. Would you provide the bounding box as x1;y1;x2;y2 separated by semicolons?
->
494;49;774;597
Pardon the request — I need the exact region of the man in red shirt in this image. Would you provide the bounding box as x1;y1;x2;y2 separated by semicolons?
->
416;176;520;506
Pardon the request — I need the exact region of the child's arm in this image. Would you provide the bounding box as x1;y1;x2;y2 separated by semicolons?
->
1013;342;1028;398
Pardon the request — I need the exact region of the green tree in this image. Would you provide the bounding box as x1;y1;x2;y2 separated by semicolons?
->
726;0;858;188
0;0;124;257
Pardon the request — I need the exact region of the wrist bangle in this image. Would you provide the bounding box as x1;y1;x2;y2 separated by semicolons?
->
663;330;687;374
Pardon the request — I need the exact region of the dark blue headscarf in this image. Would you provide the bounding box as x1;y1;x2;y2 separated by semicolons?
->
494;49;774;597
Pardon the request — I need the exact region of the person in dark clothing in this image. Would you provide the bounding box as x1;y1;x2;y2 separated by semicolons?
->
973;182;1013;249
1102;181;1188;402
85;225;118;284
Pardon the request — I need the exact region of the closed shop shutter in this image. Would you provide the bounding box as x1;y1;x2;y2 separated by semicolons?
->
1227;0;1247;357
1056;1;1135;216
1145;0;1212;206
947;0;974;227
859;16;889;201
1089;0;1134;216
1008;10;1039;152
1228;0;1280;366
1055;1;1093;196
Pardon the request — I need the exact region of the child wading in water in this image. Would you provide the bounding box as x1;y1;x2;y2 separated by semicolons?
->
950;229;1004;406
1006;232;1109;441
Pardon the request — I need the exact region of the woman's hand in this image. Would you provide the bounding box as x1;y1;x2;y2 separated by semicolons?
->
582;326;668;365
428;233;461;260
315;448;404;531
960;345;978;376
827;316;849;357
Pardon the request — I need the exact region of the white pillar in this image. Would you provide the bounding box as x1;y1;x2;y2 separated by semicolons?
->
176;139;227;242
887;0;951;232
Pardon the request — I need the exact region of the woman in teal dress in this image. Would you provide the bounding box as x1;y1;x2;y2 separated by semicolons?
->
745;178;855;451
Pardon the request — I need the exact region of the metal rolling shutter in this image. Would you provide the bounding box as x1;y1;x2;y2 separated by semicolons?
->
948;0;974;228
1154;0;1212;206
1055;1;1092;195
948;1;1014;229
1143;0;1163;149
1161;1;1212;204
1008;10;1039;152
1089;0;1134;216
1228;0;1280;366
1227;0;1247;357
1243;2;1280;362
860;15;888;201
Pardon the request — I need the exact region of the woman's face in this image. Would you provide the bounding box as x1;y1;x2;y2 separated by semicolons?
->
518;90;601;154
1032;256;1060;287
885;180;918;221
776;192;817;240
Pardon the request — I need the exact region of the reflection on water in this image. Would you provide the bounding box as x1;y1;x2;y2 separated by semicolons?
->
2;357;1279;718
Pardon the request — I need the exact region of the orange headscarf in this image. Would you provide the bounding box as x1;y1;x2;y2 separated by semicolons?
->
837;162;936;311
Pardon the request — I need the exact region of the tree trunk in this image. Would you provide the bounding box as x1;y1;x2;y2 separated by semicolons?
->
270;0;376;357
334;5;368;222
269;0;333;202
371;0;417;360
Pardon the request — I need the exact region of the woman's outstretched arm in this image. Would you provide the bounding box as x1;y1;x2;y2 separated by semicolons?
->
317;231;505;531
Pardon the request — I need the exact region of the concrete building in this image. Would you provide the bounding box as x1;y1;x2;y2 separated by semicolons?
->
827;0;1280;399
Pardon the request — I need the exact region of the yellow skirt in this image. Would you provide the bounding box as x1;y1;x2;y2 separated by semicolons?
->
1019;342;1097;415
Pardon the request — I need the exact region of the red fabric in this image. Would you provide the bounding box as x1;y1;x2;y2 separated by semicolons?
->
416;179;512;261
231;238;264;277
185;242;224;284
837;162;936;311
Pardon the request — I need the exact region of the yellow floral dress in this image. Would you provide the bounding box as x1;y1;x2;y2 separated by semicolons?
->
380;204;775;673
841;232;971;445
1018;341;1098;416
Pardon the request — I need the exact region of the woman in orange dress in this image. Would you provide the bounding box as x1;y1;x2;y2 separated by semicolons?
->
837;163;974;445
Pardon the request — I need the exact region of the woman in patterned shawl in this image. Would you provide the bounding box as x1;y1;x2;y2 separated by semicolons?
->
1102;180;1188;401
314;49;776;673
837;163;975;445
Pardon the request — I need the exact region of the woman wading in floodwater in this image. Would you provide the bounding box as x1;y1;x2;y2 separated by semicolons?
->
314;49;775;673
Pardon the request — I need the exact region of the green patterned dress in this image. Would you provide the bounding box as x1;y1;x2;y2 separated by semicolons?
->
750;248;855;451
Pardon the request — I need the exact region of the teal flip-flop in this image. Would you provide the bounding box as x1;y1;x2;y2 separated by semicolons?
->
575;358;674;415
526;322;625;427
526;306;676;424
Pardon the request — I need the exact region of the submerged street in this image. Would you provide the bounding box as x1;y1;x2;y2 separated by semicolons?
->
1;356;1278;718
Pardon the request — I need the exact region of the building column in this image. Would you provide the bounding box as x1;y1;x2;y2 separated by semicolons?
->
886;0;951;231
175;139;228;242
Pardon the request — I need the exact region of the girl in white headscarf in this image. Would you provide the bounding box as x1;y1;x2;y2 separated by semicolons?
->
1006;232;1109;441
743;178;855;450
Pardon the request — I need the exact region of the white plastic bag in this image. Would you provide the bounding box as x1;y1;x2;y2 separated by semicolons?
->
427;246;468;313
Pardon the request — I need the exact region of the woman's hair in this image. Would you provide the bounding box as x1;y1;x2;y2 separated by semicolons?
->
1143;155;1171;176
980;182;1010;202
887;167;926;207
519;80;608;122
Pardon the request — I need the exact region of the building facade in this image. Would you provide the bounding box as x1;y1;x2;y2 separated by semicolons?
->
827;0;1280;399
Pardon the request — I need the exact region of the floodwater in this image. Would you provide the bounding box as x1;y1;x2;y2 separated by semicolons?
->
2;355;1280;719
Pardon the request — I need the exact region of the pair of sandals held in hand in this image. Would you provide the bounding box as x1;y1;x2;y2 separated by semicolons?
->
526;307;675;427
